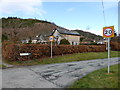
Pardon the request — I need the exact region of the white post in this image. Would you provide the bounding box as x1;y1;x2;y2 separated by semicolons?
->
51;41;52;58
106;40;108;50
108;38;110;73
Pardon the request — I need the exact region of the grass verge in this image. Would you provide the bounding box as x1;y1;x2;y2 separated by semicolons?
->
68;64;119;88
0;64;7;69
5;51;120;66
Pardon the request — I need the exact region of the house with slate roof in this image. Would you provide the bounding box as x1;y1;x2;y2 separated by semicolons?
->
21;35;48;44
31;34;48;44
49;28;81;45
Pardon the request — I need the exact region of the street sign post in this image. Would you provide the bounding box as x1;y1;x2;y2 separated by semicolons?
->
49;36;54;42
49;36;54;58
103;26;114;74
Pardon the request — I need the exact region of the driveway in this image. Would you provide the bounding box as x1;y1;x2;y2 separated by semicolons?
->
2;57;120;88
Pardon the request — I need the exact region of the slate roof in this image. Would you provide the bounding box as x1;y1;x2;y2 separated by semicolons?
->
49;28;80;36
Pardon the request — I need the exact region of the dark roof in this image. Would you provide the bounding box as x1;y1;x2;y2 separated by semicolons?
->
48;28;80;36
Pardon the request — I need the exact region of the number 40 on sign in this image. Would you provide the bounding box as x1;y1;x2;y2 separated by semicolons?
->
103;26;114;38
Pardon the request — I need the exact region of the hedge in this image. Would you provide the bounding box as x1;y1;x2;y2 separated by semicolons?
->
110;42;120;51
2;42;106;61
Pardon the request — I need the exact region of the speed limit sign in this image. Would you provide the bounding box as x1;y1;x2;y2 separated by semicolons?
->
103;26;114;38
103;26;114;74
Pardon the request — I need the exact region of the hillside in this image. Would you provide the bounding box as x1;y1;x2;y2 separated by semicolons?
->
2;17;57;42
74;30;103;42
1;17;103;42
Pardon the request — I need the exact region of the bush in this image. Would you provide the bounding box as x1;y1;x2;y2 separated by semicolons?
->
2;34;8;42
90;42;97;45
2;42;106;61
60;39;70;45
110;42;120;51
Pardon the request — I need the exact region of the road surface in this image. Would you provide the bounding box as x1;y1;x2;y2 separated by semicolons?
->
2;57;120;88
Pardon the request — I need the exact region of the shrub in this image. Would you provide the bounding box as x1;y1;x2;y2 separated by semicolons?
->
90;42;97;45
110;42;120;51
2;34;8;42
60;39;70;45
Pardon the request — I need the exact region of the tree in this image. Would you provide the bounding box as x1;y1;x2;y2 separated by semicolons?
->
2;34;8;42
28;37;32;44
111;30;118;42
80;37;85;42
114;30;117;37
60;39;70;45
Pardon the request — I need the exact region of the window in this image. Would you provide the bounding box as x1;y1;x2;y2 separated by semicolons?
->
76;42;77;45
72;42;74;45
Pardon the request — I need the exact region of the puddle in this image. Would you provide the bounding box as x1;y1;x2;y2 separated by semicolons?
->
43;70;54;73
74;67;83;71
67;64;76;66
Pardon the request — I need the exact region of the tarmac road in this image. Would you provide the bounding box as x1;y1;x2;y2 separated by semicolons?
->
2;57;120;88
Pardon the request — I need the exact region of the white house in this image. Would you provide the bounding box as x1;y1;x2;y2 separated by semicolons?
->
21;39;30;43
31;35;48;44
97;38;107;44
21;34;47;44
49;28;81;45
21;28;81;45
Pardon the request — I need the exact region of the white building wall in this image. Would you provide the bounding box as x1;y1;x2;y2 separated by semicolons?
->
52;30;80;45
65;35;80;45
53;30;60;37
32;40;37;43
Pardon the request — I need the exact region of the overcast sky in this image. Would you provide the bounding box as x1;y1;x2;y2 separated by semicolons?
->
0;0;119;36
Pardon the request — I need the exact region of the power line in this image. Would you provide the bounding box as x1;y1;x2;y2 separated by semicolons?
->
102;0;106;26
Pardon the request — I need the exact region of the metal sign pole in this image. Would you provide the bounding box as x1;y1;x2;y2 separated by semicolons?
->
51;41;52;58
108;38;110;73
103;26;114;74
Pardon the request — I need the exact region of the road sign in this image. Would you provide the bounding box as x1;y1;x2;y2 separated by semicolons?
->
103;26;114;38
49;36;54;42
49;36;54;58
103;26;114;74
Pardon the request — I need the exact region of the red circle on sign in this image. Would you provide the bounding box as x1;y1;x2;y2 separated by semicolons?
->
103;27;113;37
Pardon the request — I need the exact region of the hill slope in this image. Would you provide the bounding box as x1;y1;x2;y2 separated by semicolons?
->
2;17;59;42
74;30;102;42
1;17;102;42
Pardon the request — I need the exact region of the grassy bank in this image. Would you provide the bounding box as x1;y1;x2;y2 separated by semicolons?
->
68;64;119;88
0;64;7;69
5;51;119;66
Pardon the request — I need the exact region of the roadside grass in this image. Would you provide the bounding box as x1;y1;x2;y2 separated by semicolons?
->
5;51;119;66
0;64;7;69
68;64;119;88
